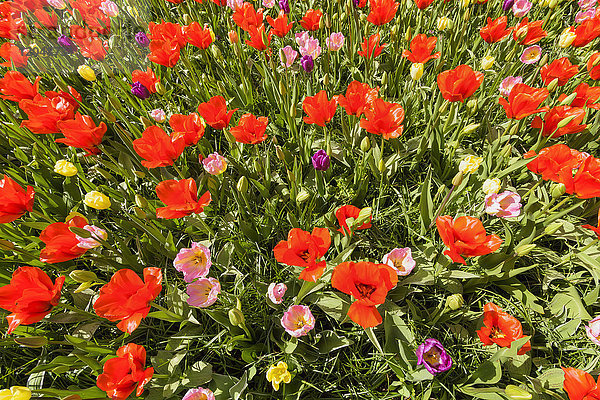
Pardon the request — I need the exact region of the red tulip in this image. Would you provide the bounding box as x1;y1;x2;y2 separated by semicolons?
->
336;80;379;117
230;113;269;144
148;21;186;46
583;208;600;240
477;303;531;355
359;98;404;139
169;113;205;146
437;65;483;103
39;216;89;263
357;33;385;59
148;40;181;68
133;126;185;169
0;42;27;67
0;175;34;223
155;178;212;219
303;90;337;127
185;22;214;49
232;2;263;31
513;18;547;45
0;71;39;102
498;83;549;120
93;268;162;333
266;10;293;38
56;113;107;155
96;343;154;399
132;67;160;94
531;106;586;138
245;24;271;51
561;367;600;400
197;95;238;130
367;0;398;26
0;2;27;40
414;0;435;9
558;83;600;110
540;57;579;87
587;53;600;80
523;144;585;192
336;205;372;235
0;266;64;334
19;94;76;134
436;215;502;264
573;155;600;199
273;227;331;282
402;34;440;64
479;16;512;43
572;15;600;47
300;9;322;31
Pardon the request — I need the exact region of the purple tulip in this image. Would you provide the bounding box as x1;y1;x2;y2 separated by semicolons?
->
502;0;515;11
279;0;289;13
353;0;360;4
300;55;314;72
312;150;330;171
57;35;77;53
416;338;452;375
131;82;150;99
135;32;150;47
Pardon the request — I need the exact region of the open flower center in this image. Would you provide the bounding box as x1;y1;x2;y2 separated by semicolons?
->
423;347;441;367
490;326;506;339
355;283;376;298
392;259;406;272
298;249;311;262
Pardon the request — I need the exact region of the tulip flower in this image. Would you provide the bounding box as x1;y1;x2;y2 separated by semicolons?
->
562;367;600;400
479;16;512;43
436;215;502;264
382;247;416;276
273;227;331;282
477;302;531;355
266;362;291;391
133;126;185;168
499;83;549;120
187;277;220;307
155;178;212;219
540;57;579;86
416;339;452;375
402;34;440;64
173;242;211;283
39;216;90;263
197;95;237;130
0;175;35;223
303;90;337;126
281;305;315;337
336;205;372;235
267;283;287;304
0;71;40;102
230;113;269;144
437;65;484;102
96;343;154;399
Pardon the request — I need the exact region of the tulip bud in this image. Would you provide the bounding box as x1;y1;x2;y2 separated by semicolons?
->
558;27;576;48
290;103;297;118
504;385;532;400
378;159;386;173
410;63;424;80
559;92;578;106
140;116;154;129
360;136;371;152
84;191;111;210
109;96;122;110
515;244;536;256
445;294;464;310
14;336;48;348
69;270;98;283
547;78;559;93
500;143;512;158
545;222;562;235
74;281;94;293
237;176;248;193
296;189;310;203
135;194;148;208
551;183;566;198
100;109;116;123
276;146;286;162
539;53;548;67
437;16;452;31
228;30;239;44
467;98;478;112
355;207;372;227
278;80;286;96
515;26;529;42
405;27;412;43
382;72;388;85
133;206;146;219
548;0;558;8
77;65;96;81
592;55;600;67
228;308;245;327
211;45;222;60
483;178;501;195
324;73;330;86
461;123;480;134
452;171;464;186
480;55;495;70
557;115;577;128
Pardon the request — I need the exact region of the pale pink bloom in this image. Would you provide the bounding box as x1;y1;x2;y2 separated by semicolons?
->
202;152;227;175
499;76;523;96
182;387;215;400
382;248;416;276
227;0;244;9
295;32;321;58
263;0;276;7
99;0;118;17
267;283;287;304
325;32;345;51
75;225;108;249
512;0;532;17
485;191;522;218
47;0;66;9
187;277;221;308
280;45;298;68
150;109;166;123
579;0;596;9
575;8;596;23
520;45;541;64
281;305;315;337
586;317;600;345
173;242;212;283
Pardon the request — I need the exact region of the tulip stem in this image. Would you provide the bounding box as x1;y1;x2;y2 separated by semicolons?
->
428;185;455;230
578;238;598;254
522;180;542;200
31;209;54;224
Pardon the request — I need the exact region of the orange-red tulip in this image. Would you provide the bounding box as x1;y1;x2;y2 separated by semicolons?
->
0;71;39;102
0;42;27;67
56;113;107;155
185;22;214;49
0;175;34;223
132;67;160;94
19;94;76;134
476;303;531;355
197;95;238;130
531;106;586;138
303;90;337;126
558;83;600;110
155;178;211;219
513;18;547;45
336;80;379;117
336;205;372;235
498;83;549;120
436;215;502;264
402;34;440;64
367;0;398;26
572;15;600;47
300;9;322;31
587;53;600;80
437;65;483;102
540;57;579;87
169;113;205;146
230;113;268;144
562;367;600;400
273;227;331;282
359;98;404;140
39;216;89;263
97;343;154;400
0;266;64;334
357;33;385;59
233;2;263;31
266;10;293;38
479;16;512;43
133;126;185;168
331;261;398;328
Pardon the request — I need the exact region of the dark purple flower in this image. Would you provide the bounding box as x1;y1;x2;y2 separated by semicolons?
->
353;0;360;5
57;35;77;53
416;338;452;375
502;0;515;11
312;149;330;171
135;32;150;48
279;0;290;13
300;55;314;72
131;81;150;99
